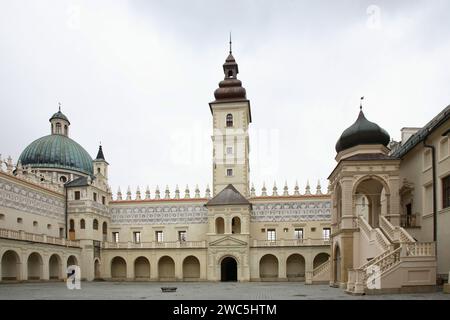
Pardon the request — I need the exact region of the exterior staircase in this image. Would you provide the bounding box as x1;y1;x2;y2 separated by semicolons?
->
345;216;436;294
312;258;331;283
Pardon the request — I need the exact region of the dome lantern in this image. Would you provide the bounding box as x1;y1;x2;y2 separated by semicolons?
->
50;103;70;136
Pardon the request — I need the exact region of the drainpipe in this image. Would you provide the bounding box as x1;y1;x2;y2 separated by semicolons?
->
423;139;437;252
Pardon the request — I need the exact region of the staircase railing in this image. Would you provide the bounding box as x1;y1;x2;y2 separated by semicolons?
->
379;216;415;243
358;216;392;252
313;258;330;277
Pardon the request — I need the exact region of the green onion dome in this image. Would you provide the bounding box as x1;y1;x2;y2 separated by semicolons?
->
18;134;93;175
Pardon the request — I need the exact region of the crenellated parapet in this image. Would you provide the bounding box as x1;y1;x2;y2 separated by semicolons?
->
249;180;330;198
112;184;213;201
0;154;65;193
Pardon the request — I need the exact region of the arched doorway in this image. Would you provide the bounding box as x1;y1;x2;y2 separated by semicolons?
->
94;260;101;279
259;254;279;279
182;256;200;280
27;252;43;280
158;256;175;280
134;257;150;279
67;255;78;267
221;257;237;282
111;257;127;279
286;254;305;280
1;250;20;281
354;177;389;228
49;254;62;280
334;246;341;283
313;253;330;269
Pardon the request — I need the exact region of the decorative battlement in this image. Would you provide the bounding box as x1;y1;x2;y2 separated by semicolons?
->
0;154;65;194
112;180;330;202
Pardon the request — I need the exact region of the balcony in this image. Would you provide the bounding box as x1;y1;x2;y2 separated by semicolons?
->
103;240;207;249
0;228;80;247
252;238;331;248
400;214;418;228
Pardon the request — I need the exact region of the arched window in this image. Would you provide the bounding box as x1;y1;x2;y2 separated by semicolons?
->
80;219;85;229
228;70;233;78
93;219;98;230
55;123;61;134
59;176;67;183
102;222;107;235
69;219;75;231
226;114;233;127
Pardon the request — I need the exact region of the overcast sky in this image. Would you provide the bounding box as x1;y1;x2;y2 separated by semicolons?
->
1;0;449;197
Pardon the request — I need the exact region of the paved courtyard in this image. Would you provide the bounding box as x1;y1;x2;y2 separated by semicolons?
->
0;282;449;300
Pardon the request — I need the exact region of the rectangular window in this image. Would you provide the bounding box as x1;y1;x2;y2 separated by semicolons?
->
93;192;97;202
226;147;233;155
178;231;187;242
423;149;432;170
74;191;80;200
112;232;119;243
443;175;450;209
102;196;106;205
133;232;141;243
267;229;276;241
59;228;64;238
226;169;233;177
322;228;331;240
294;228;303;240
440;138;449;160
156;231;164;242
424;184;433;214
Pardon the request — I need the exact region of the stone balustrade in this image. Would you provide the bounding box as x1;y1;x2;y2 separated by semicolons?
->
103;240;207;249
0;228;80;247
251;238;330;247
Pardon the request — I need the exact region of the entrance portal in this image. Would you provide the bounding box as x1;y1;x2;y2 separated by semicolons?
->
221;257;237;282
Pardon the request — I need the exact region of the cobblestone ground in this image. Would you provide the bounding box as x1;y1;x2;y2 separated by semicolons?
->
0;282;448;300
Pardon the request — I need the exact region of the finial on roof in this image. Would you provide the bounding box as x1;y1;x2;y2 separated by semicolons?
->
360;96;364;111
229;32;232;54
58;102;61;112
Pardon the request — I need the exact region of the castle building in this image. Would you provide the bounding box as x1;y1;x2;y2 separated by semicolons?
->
0;45;448;294
0;47;331;284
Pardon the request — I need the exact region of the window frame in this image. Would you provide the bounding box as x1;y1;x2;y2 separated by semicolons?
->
443;175;450;209
267;229;276;241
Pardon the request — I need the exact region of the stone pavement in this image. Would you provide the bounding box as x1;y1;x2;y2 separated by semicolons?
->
0;281;448;300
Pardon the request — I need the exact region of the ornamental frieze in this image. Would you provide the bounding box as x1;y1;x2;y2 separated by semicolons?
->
0;177;65;221
250;200;331;222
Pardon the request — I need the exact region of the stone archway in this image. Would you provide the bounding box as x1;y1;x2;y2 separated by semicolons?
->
286;254;305;280
158;256;175;280
111;256;127;279
220;256;237;282
49;254;62;280
313;253;330;269
259;254;279;279
94;259;101;279
334;245;341;283
134;257;150;279
27;252;43;280
1;250;21;281
182;256;200;280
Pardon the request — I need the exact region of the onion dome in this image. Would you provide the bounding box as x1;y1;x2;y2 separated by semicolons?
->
335;108;390;153
213;40;247;101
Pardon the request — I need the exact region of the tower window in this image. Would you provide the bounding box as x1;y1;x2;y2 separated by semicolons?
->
59;176;67;183
80;219;85;229
56;123;61;134
226;169;233;177
64;125;68;135
228;70;233;78
93;219;99;230
226;114;233;127
74;191;80;200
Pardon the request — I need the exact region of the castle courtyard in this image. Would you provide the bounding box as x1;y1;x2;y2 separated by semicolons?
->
0;282;448;300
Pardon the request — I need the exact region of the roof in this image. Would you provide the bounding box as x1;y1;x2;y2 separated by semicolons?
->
335;110;390;153
18;134;94;175
391;105;450;158
205;184;250;206
344;153;398;161
49;110;70;124
65;176;89;187
95;145;106;161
